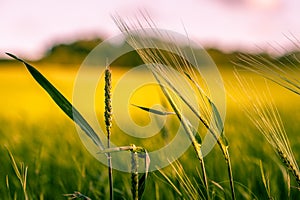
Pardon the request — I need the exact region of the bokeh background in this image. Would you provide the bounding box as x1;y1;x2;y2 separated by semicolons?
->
2;0;300;59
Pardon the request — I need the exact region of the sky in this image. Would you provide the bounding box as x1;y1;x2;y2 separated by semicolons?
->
1;0;300;59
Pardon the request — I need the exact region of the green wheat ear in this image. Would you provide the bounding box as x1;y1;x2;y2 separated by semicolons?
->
237;53;300;96
104;65;114;200
104;65;113;140
234;70;300;187
113;17;235;199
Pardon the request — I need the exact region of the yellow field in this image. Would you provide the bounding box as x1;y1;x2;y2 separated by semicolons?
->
0;64;163;120
2;63;299;118
1;63;300;199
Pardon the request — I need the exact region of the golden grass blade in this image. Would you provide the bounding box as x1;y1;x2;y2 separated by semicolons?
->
158;160;206;199
157;169;183;197
259;160;272;199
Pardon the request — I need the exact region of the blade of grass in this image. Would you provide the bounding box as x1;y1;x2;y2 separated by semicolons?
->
152;72;210;199
138;150;150;199
131;104;175;115
259;160;272;199
6;175;12;200
6;147;28;200
6;53;104;150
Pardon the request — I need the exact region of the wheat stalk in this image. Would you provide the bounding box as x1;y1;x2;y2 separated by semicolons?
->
99;144;150;200
113;15;209;191
131;147;139;200
113;15;236;199
234;71;300;186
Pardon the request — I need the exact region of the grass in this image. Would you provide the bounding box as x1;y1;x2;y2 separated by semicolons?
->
6;147;28;200
237;52;300;96
2;15;300;197
4;54;152;200
1;62;300;199
234;70;300;187
113;17;235;199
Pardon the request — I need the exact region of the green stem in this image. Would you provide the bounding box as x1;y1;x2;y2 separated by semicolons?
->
221;145;235;200
152;73;210;198
107;141;113;200
192;141;210;200
131;151;139;200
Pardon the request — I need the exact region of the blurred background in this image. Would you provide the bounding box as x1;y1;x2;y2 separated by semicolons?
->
1;0;300;60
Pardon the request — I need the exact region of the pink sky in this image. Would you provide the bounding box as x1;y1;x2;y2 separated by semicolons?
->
1;0;300;59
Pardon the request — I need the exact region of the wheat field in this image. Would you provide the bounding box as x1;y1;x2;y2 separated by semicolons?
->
1;62;300;199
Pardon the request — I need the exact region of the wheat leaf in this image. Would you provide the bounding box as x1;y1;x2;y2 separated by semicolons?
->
131;104;175;116
6;53;104;150
6;148;22;182
184;71;226;144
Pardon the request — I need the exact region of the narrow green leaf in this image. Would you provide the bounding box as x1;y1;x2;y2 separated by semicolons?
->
137;150;150;179
131;104;175;116
210;100;228;147
138;173;147;199
6;147;28;200
6;53;104;150
259;160;267;189
23;166;28;191
185;117;202;144
138;150;150;199
184;71;226;142
5;175;9;190
210;180;224;191
157;168;183;196
6;148;22;182
259;160;272;199
210;101;223;134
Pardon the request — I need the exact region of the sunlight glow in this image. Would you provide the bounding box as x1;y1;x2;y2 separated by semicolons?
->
249;0;280;9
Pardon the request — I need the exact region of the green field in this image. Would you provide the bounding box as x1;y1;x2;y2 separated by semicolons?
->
1;62;300;199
